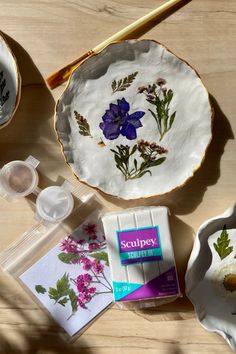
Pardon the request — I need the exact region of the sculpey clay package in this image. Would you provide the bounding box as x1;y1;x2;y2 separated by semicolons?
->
102;206;181;307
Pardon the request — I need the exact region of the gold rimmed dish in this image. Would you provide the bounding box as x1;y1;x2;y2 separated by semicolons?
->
55;39;213;200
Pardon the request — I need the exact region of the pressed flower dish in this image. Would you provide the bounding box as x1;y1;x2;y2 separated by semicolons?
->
55;39;212;199
186;204;236;351
0;32;21;129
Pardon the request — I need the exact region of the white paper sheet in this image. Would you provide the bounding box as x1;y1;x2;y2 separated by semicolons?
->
20;218;113;336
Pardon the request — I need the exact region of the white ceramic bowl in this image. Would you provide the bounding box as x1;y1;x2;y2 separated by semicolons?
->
0;31;21;129
186;204;236;351
55;39;213;199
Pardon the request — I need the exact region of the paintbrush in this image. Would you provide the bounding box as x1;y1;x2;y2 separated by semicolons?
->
47;0;185;89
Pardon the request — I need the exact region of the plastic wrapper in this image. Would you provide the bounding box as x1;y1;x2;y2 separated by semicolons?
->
0;183;113;338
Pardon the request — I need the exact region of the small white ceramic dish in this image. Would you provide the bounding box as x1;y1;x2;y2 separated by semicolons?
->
186;204;236;351
55;39;213;199
0;31;21;129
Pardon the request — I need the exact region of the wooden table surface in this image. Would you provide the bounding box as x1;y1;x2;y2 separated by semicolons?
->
0;0;236;353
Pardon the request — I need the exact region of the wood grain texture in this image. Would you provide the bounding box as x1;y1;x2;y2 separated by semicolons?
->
0;0;236;353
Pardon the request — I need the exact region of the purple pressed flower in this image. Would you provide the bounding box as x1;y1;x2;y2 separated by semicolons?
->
92;259;104;274
80;255;93;270
99;98;145;140
146;94;155;103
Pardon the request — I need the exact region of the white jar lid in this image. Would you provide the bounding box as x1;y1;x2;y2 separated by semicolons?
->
36;186;74;223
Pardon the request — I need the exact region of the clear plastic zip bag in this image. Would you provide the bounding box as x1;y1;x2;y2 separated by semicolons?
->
0;183;113;338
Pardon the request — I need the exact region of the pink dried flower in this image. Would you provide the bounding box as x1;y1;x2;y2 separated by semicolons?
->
78;290;92;303
83;273;92;284
77;239;85;246
77;273;92;285
83;223;97;237
87;287;96;294
88;242;100;251
92;259;104;274
78;298;87;309
80;255;92;270
77;282;85;292
89;234;97;240
76;273;92;292
60;237;78;254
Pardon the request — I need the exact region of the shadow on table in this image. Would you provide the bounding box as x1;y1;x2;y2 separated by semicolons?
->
102;95;234;215
0;32;55;165
0;281;91;354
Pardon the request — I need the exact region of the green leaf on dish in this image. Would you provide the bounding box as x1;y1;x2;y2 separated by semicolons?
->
111;72;138;93
74;110;92;137
213;225;233;260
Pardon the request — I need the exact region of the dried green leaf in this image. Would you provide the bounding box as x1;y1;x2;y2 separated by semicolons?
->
48;273;70;302
58;297;68;307
110;149;118;154
56;273;70;296
90;251;109;266
148;109;158;122
111;80;116;91
48;287;60;302
131;144;138;155
74;110;92;137
114;154;121;165
111;71;138;93
138;170;152;178
58;252;80;264
69;288;78;313
150;157;166;167
213;225;233;260
35;285;47;294
166;89;174;104
169;111;176;129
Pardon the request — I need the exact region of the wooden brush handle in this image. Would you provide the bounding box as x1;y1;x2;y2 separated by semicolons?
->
46;0;184;89
46;50;94;89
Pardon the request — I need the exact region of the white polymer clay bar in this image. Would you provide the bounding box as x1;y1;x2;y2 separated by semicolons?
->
102;206;176;286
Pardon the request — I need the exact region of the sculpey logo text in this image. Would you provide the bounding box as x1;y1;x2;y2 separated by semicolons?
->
120;237;157;249
118;226;159;253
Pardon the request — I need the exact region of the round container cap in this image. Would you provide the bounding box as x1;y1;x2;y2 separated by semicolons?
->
36;186;74;223
0;160;38;198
